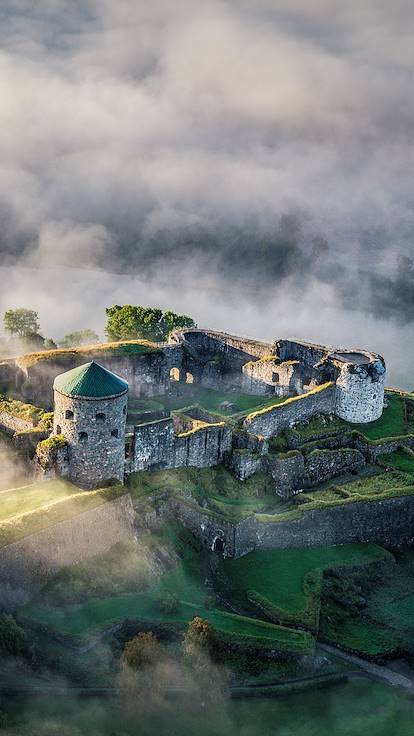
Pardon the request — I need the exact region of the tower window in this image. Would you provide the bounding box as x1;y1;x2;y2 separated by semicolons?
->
65;409;74;420
272;372;279;383
78;431;88;442
96;412;106;422
123;405;127;415
111;428;119;438
56;425;62;434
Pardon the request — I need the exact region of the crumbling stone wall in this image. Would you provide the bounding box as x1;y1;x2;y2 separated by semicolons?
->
265;452;305;497
132;417;232;471
0;412;35;435
241;358;301;396
244;384;336;439
302;448;365;486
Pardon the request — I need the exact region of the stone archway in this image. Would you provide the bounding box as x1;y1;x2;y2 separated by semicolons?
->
212;536;225;554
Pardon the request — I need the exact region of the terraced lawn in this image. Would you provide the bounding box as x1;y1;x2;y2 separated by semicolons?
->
378;449;414;474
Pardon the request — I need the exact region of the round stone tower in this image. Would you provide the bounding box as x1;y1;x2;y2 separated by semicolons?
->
52;361;128;489
333;351;386;423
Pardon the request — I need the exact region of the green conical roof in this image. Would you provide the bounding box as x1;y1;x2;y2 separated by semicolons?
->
53;361;128;398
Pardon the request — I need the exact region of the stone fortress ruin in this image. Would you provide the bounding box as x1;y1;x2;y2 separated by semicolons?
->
44;329;386;490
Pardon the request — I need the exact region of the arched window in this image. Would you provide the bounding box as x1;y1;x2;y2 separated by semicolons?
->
111;428;119;438
170;367;180;382
123;405;127;415
96;412;106;423
272;372;279;383
78;431;88;442
56;425;62;434
65;409;74;420
185;372;194;384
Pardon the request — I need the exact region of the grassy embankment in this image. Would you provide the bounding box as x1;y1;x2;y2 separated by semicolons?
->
216;544;390;637
0;480;126;548
319;546;414;657
17;340;160;370
127;466;290;521
21;523;313;654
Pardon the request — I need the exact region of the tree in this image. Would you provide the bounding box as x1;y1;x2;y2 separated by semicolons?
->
121;632;161;671
61;329;100;347
182;617;215;663
3;309;40;339
105;305;196;343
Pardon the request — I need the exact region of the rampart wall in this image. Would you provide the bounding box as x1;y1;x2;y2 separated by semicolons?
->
234;495;414;556
131;417;232;472
243;384;336;438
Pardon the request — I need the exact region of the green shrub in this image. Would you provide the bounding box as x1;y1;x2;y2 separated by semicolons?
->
0;614;26;655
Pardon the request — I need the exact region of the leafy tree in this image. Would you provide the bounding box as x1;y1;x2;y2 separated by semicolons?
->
182;617;215;662
121;632;161;671
3;309;41;339
44;338;57;350
105;305;196;342
61;329;100;347
0;614;26;655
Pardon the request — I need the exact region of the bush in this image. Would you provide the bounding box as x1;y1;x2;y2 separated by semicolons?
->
0;614;26;655
121;632;161;670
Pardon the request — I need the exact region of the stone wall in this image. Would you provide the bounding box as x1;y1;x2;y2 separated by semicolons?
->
241;358;299;396
131;417;232;472
0;493;135;609
265;452;305;497
243;384;336;439
234;495;414;556
0;411;34;435
302;448;365;487
170;497;236;556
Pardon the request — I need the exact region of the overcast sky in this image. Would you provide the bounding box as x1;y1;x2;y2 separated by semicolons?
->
0;1;413;387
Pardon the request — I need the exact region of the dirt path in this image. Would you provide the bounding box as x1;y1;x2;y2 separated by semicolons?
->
319;643;414;693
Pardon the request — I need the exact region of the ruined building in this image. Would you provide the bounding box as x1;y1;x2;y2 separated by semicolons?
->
46;331;386;489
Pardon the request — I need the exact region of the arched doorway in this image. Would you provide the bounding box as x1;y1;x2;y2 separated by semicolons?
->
212;536;225;554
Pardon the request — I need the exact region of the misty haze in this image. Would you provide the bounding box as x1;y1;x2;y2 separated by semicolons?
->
0;2;413;735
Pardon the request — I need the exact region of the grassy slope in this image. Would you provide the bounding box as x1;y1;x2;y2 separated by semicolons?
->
21;523;312;653
0;479;79;522
354;391;413;439
18;340;159;369
378;449;414;474
217;545;389;623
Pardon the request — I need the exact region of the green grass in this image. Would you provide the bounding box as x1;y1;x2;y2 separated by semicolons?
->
378;449;414;474
128;386;288;419
18;340;160;369
216;544;389;633
127;466;287;521
0;479;79;522
21;523;311;653
354;391;413;440
320;615;401;657
0;483;126;548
